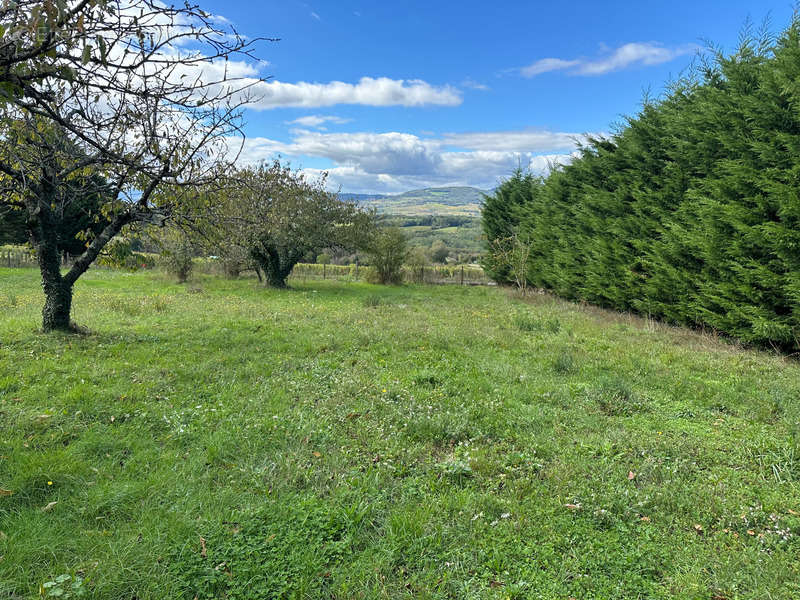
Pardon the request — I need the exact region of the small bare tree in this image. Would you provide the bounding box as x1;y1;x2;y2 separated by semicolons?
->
490;230;532;295
0;0;266;330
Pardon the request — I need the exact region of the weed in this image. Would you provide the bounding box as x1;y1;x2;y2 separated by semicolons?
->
514;313;560;333
363;294;382;307
552;351;576;374
589;377;649;416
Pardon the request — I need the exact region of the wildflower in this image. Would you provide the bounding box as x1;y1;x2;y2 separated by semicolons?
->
47;481;52;486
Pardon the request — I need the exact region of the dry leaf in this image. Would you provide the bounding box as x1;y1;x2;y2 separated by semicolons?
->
489;580;504;588
41;501;58;512
788;509;798;516
312;451;322;458
627;471;636;480
747;529;755;536
640;516;651;522
34;414;51;424
199;537;207;558
693;524;703;534
0;489;13;496
564;503;581;510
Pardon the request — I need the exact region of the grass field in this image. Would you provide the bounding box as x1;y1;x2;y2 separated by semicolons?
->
1;268;799;599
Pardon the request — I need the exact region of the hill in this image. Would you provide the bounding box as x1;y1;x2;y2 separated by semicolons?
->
344;186;487;217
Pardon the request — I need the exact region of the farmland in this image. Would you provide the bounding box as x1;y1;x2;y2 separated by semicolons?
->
1;268;799;599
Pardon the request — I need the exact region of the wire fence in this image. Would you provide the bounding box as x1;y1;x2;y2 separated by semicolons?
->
288;263;490;286
1;249;492;287
1;249;37;268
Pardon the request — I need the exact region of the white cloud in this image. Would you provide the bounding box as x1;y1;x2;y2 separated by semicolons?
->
461;78;491;91
310;11;320;20
519;42;697;77
230;128;591;193
520;58;580;77
245;76;462;109
286;115;352;128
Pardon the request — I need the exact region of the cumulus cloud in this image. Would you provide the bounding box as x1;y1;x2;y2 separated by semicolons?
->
519;42;697;77
231;128;592;193
244;76;462;109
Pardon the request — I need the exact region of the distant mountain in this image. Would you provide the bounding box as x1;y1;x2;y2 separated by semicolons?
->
343;186;488;217
339;192;389;202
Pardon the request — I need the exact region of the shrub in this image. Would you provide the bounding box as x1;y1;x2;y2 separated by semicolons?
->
368;228;408;285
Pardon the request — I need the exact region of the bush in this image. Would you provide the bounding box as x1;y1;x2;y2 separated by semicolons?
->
368;228;408;285
97;239;156;271
157;231;195;283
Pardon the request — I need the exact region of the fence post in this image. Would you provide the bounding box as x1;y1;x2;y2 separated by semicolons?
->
323;263;326;279
460;265;464;286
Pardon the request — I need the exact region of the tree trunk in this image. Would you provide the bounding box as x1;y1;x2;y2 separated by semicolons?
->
42;276;74;332
251;245;294;289
262;261;290;288
36;219;75;331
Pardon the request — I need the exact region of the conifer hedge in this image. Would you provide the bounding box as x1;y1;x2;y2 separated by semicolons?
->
483;18;800;349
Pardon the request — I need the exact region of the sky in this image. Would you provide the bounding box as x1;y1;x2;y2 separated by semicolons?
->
197;0;797;194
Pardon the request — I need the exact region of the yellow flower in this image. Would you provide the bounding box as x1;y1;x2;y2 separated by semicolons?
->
47;481;53;485
382;388;387;393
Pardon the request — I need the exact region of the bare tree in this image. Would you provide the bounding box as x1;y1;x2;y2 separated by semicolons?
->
0;0;266;330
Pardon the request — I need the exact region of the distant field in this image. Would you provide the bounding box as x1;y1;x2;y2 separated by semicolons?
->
364;186;486;217
380;215;484;258
1;268;799;599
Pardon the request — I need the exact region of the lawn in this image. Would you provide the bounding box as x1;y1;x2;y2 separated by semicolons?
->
1;268;799;599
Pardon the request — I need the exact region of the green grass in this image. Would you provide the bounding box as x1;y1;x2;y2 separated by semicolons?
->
1;268;799;599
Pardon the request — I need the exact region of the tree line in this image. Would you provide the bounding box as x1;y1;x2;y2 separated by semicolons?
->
483;16;800;350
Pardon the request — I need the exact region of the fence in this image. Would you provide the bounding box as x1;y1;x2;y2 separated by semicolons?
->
1;250;491;287
1;249;37;268
288;263;489;286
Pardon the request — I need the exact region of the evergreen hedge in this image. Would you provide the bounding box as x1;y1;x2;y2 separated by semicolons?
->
483;18;800;349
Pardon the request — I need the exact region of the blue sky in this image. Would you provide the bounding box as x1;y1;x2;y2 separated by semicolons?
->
200;1;796;194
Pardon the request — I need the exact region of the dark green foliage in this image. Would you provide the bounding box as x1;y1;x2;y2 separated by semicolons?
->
483;17;800;350
0;175;111;253
0;207;27;245
480;169;544;282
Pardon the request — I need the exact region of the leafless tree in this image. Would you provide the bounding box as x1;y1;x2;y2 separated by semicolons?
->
0;0;267;330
